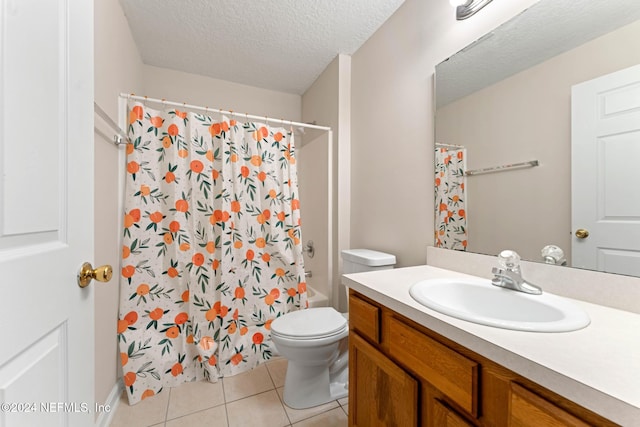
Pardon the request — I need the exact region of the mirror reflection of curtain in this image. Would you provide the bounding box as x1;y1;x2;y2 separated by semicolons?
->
435;147;467;250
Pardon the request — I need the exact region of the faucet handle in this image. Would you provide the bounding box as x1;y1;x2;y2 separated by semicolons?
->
491;267;505;275
541;245;566;265
498;250;521;272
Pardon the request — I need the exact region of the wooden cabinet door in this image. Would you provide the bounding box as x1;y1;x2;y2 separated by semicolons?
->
433;399;474;427
509;383;590;427
349;332;419;427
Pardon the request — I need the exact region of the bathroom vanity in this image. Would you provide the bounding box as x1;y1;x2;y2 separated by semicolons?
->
344;266;640;426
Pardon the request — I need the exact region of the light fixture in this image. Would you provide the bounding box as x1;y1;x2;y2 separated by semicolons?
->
450;0;494;20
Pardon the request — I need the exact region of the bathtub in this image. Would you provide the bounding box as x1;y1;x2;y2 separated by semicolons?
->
306;286;329;308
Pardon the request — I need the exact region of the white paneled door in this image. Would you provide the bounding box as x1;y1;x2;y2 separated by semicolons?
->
572;64;640;276
0;0;95;426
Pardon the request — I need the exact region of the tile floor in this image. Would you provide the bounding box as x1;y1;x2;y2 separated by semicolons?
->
109;358;348;427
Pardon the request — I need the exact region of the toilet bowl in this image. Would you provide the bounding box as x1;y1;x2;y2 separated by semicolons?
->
271;307;349;409
271;249;396;409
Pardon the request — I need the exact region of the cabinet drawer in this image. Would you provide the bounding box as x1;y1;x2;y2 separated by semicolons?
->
349;293;380;343
509;383;590;427
387;317;478;416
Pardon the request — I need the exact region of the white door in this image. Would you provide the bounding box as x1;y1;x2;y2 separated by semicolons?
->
572;64;640;276
0;1;95;426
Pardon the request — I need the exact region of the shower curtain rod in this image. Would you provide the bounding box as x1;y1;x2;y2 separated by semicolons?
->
94;101;128;145
119;93;332;132
436;142;464;148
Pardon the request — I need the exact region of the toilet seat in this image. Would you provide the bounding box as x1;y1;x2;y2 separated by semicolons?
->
271;307;348;340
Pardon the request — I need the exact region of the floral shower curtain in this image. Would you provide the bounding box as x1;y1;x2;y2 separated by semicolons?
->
118;102;307;404
434;146;468;250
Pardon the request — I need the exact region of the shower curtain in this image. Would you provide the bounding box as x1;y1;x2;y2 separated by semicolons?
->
118;102;307;404
434;146;468;250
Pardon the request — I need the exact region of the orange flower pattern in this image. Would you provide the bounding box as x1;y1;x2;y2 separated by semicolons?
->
434;147;467;250
120;102;307;404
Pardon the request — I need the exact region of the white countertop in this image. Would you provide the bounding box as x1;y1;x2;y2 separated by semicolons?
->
343;265;640;427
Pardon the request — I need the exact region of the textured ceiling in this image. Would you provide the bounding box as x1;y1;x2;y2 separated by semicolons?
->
436;0;640;108
119;0;405;95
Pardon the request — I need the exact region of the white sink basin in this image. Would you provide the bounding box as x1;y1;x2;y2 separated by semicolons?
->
409;278;590;332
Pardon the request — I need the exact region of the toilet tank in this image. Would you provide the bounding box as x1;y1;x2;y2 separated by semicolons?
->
341;249;396;274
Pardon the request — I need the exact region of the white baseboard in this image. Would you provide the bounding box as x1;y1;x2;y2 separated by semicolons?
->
95;381;124;427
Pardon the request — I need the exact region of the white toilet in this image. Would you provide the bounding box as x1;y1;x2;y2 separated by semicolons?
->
271;249;396;409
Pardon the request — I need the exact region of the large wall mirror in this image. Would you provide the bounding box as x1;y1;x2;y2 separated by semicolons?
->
435;0;640;276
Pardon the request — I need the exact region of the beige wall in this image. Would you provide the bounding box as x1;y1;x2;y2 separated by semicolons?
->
436;19;640;262
350;0;539;267
300;54;351;311
94;0;144;414
141;65;301;122
297;136;330;298
299;57;337;305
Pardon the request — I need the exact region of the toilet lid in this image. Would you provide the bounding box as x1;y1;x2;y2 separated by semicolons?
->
271;307;347;339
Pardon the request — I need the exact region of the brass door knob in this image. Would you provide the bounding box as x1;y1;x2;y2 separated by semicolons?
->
575;229;590;239
78;262;113;288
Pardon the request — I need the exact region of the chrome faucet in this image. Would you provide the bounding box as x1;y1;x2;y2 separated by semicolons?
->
491;250;542;295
